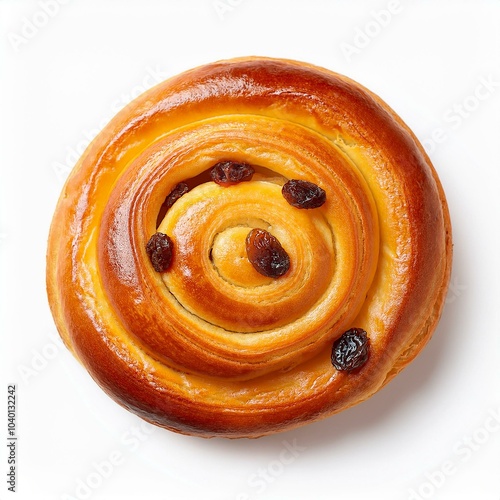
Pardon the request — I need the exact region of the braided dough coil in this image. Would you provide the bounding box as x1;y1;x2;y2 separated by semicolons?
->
46;57;452;438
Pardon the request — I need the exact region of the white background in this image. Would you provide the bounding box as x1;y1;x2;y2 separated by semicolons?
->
1;1;499;499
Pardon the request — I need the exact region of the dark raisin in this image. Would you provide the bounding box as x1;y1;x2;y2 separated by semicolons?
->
146;232;173;272
331;328;370;372
245;228;290;278
162;182;189;211
156;183;189;227
282;179;326;209
210;161;255;186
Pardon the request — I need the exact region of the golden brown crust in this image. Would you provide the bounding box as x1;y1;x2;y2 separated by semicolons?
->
46;57;452;438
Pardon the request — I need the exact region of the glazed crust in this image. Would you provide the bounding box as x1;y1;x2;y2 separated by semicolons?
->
46;57;452;438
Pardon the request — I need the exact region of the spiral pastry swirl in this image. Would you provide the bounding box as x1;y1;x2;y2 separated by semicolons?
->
46;58;452;438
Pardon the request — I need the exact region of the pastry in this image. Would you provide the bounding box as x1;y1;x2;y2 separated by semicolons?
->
46;57;452;438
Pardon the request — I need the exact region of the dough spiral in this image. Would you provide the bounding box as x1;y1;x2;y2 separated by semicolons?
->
46;57;452;438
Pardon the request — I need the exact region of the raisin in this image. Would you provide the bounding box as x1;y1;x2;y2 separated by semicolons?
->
146;232;174;272
156;183;189;227
331;328;370;372
245;228;290;278
162;182;189;211
282;179;326;209
210;161;255;186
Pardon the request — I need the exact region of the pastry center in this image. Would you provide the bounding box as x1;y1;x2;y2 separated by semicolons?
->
211;226;272;287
